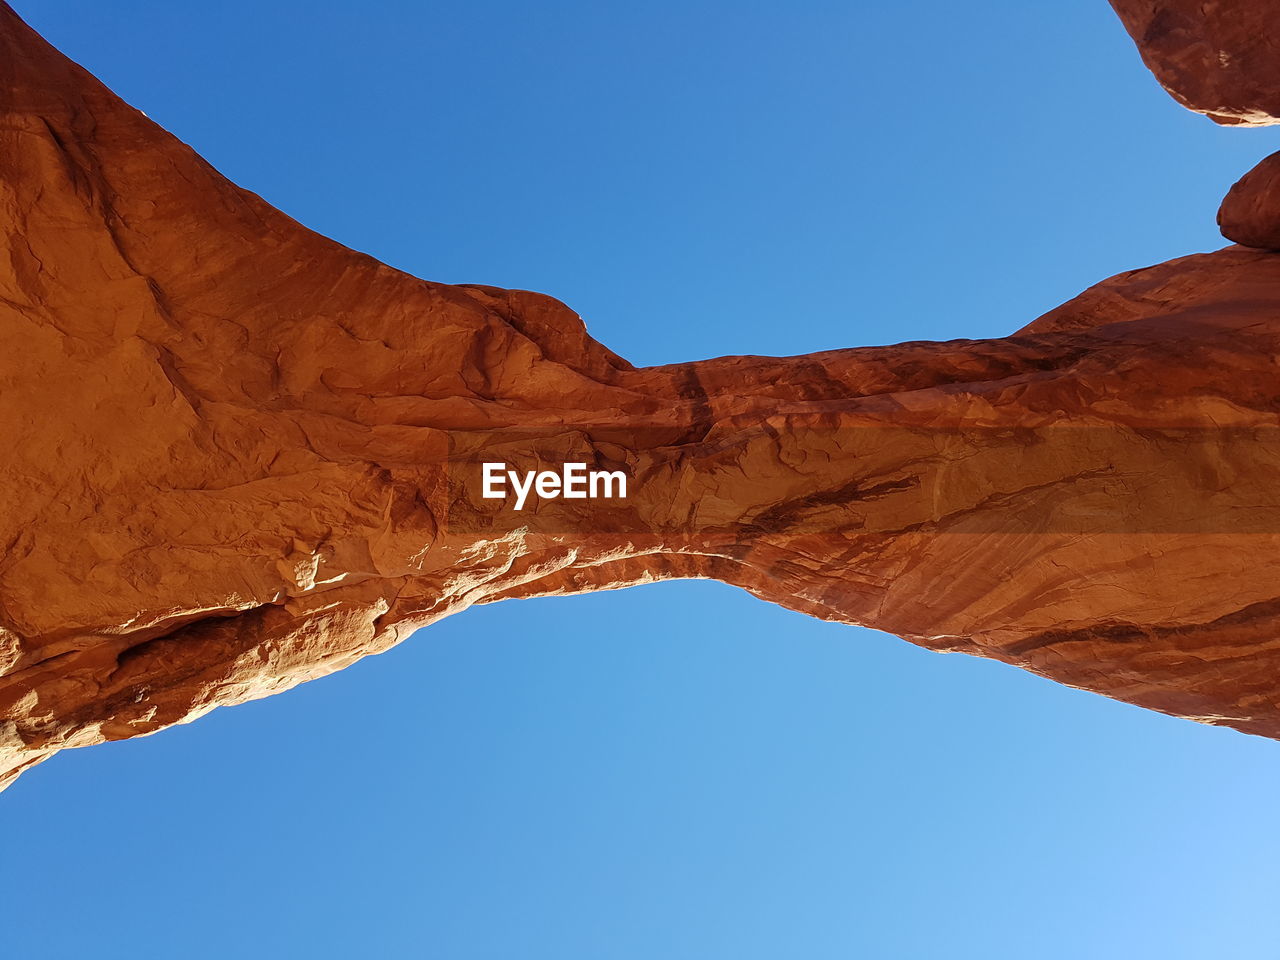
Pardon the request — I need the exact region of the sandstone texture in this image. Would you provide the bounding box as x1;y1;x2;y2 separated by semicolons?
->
1219;150;1280;248
1110;0;1280;125
4;4;1280;789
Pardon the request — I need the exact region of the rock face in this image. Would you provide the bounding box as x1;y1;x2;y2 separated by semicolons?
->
1109;0;1280;125
1219;150;1280;248
4;3;1280;789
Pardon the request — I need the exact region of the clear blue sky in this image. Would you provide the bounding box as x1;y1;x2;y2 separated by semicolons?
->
7;2;1280;957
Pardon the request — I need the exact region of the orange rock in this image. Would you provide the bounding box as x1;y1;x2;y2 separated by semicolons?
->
1109;0;1280;125
1219;150;1280;249
4;2;1280;789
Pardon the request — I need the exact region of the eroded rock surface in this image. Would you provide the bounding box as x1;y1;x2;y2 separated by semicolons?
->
4;3;1280;789
1219;150;1280;248
1110;0;1280;125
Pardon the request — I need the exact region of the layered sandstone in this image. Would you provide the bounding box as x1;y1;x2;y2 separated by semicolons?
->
1109;0;1280;125
4;3;1280;789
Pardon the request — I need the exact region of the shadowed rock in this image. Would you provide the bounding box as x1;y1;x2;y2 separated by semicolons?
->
1219;150;1280;248
4;3;1280;789
1110;0;1280;126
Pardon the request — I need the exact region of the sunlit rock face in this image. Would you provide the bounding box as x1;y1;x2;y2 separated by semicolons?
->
4;0;1280;790
1109;0;1280;126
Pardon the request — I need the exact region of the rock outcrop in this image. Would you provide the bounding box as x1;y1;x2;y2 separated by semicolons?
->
4;3;1280;789
1219;150;1280;248
1109;0;1280;125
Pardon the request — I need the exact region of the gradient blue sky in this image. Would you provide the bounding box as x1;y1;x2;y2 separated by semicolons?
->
7;2;1280;957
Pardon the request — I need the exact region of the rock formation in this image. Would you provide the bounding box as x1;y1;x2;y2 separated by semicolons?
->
1109;0;1280;125
1219;150;1280;248
4;2;1280;789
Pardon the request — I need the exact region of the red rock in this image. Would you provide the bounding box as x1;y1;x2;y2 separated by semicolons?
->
4;3;1280;789
1110;0;1280;125
1218;150;1280;248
